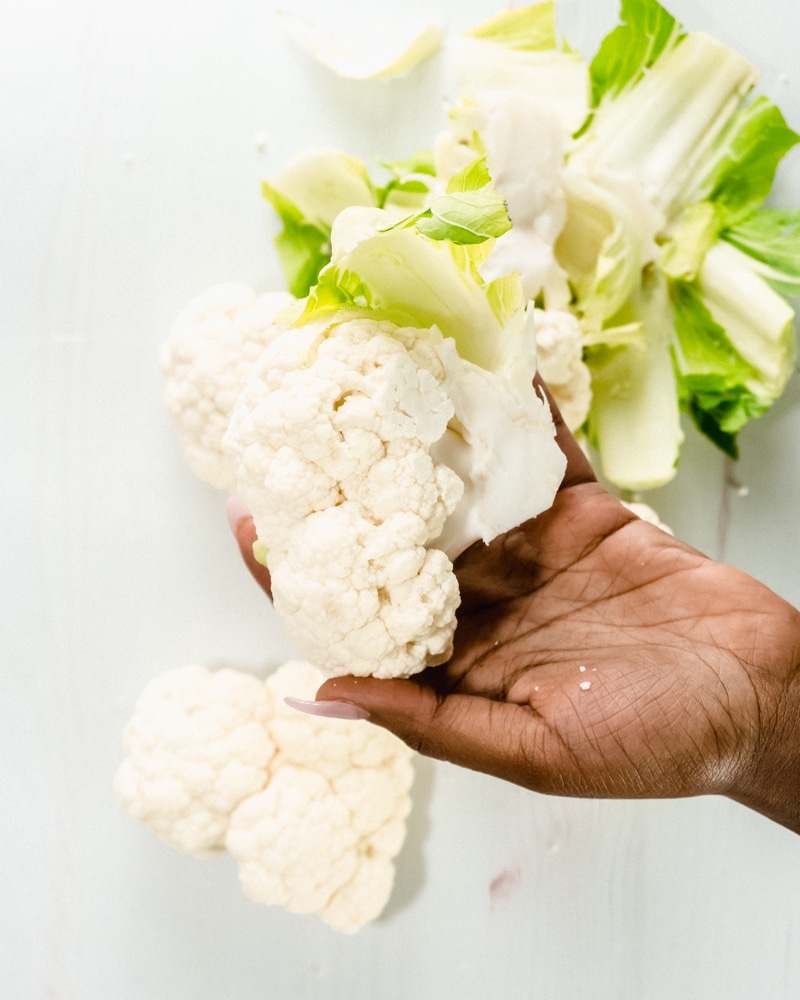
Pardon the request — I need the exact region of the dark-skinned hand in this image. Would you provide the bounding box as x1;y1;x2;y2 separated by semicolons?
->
228;388;800;833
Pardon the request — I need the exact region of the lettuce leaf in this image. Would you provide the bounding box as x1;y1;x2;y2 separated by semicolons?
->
669;241;796;457
297;207;531;380
585;271;684;491
262;149;378;296
685;96;800;223
587;0;683;109
464;2;559;52
722;209;800;297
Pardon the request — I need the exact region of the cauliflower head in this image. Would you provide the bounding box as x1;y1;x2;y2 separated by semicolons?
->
115;659;415;934
224;314;566;680
160;284;295;490
223;317;466;679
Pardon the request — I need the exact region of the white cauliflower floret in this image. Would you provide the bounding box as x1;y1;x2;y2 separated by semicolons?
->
113;666;276;858
270;507;459;678
115;659;415;934
228;660;414;933
162;283;565;681
224;318;466;679
160;284;295;490
227;765;361;916
620;500;674;536
265;660;415;777
533;308;592;432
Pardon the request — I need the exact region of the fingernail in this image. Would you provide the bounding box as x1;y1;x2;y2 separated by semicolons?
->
226;494;251;532
284;697;370;721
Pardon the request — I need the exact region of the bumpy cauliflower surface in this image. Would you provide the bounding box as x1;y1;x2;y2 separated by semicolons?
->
160;284;294;490
229;661;414;934
533;308;592;433
161;278;566;681
115;659;414;934
223;318;466;679
113;665;276;858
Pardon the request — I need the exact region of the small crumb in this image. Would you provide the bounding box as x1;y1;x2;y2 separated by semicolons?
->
737;486;750;498
579;665;586;673
253;132;268;152
579;681;591;691
533;686;539;692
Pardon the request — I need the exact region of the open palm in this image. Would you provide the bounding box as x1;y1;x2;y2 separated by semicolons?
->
231;400;800;828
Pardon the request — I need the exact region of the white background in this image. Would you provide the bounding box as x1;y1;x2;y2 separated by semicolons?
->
4;0;800;997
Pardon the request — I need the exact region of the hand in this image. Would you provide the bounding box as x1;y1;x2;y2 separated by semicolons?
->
228;393;800;833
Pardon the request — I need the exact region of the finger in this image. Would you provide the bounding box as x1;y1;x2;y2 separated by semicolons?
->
225;495;272;598
314;674;552;792
534;374;596;490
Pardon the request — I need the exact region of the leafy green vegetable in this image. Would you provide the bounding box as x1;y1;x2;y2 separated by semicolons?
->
464;2;558;52
723;209;800;297
258;0;799;493
658;203;720;282
387;155;511;245
670;280;768;457
685;97;800;223
298;208;529;377
587;0;683;108
375;150;437;209
261;184;332;298
585;272;684;491
414;188;511;244
661;97;800;279
262;149;378;296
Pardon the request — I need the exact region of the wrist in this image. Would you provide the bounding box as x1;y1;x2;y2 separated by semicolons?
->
726;600;800;833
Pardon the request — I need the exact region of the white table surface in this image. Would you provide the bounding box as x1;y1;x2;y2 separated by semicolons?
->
4;0;800;997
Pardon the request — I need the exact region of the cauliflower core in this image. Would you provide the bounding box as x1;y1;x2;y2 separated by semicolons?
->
115;660;414;934
224;319;466;679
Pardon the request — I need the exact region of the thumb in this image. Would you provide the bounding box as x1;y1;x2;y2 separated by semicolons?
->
226;495;273;598
314;675;546;790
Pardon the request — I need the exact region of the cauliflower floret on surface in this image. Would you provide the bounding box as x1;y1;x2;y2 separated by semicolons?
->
113;665;276;858
160;284;295;491
115;659;415;934
224;318;466;679
228;661;414;932
227;765;360;916
265;659;416;778
533;308;592;433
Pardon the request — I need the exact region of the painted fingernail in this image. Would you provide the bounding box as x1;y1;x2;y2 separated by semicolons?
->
284;697;370;721
226;494;251;532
